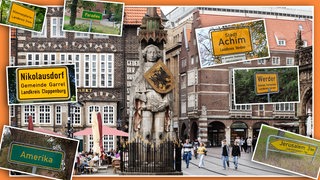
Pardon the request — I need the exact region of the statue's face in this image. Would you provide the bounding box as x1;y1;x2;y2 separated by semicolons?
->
146;46;158;62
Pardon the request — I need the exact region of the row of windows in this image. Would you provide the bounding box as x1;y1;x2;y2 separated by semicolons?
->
88;135;114;153
256;57;294;65
32;17;109;39
22;105;115;125
25;53;114;88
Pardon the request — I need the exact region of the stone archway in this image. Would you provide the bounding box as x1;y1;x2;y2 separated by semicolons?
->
190;121;198;142
180;123;187;141
252;122;268;138
230;121;248;144
207;121;225;147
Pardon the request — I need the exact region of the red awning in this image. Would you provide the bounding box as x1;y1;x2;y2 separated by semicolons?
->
74;125;128;137
33;128;66;137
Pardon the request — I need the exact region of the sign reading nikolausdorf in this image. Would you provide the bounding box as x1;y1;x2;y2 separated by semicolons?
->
8;142;65;171
7;2;35;29
211;28;253;56
82;10;102;20
16;66;70;101
254;72;279;95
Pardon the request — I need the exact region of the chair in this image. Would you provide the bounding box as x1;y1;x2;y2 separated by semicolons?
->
112;159;121;174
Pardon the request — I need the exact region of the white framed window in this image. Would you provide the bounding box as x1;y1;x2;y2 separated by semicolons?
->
75;32;90;38
181;58;186;67
303;41;308;47
9;106;15;118
259;104;264;111
75;54;80;87
180;74;186;89
181;101;186;114
91;54;97;87
39;105;51;124
277;40;286;46
257;59;266;65
100;54;107;87
89;135;94;151
88;106;100;124
67;54;73;64
43;54;49;65
230;94;251;110
272;57;280;65
275;103;294;111
94;34;109;39
84;54;90;87
56;105;62;125
73;106;81;125
60;53;66;64
23;105;36;124
50;54;56;64
32;20;47;38
103;135;114;151
10;56;15;66
27;53;33;65
107;54;114;87
191;56;194;65
286;57;294;65
34;53;40;65
243;60;251;64
51;17;65;38
103;106;114;124
187;70;196;86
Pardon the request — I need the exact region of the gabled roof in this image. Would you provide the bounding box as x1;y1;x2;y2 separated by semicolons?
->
123;7;162;25
197;14;312;51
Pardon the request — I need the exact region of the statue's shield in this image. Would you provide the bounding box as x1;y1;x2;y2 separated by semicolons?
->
144;60;174;94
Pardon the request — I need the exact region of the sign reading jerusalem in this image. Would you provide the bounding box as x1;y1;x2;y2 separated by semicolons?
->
7;65;77;105
2;1;47;32
195;19;270;68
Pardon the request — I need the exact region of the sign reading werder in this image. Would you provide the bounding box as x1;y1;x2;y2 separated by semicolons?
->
8;142;65;171
255;72;279;95
16;66;70;102
7;2;35;29
211;28;253;56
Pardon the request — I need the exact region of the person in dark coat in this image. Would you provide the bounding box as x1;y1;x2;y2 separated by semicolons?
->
221;139;229;170
231;141;241;170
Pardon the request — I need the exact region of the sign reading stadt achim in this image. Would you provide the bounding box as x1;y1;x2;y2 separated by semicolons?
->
16;66;70;101
7;2;35;29
211;28;253;56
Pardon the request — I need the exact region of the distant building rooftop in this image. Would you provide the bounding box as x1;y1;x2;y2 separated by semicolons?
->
123;7;163;25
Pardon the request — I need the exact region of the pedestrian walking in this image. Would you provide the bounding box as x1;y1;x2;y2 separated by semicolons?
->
197;142;207;168
193;139;199;159
240;137;245;152
182;139;193;168
221;139;230;170
246;137;252;153
231;141;241;170
252;136;257;152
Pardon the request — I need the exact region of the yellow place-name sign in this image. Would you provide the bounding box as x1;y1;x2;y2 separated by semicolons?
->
16;66;70;101
211;28;253;56
271;139;317;156
8;2;35;29
255;73;279;95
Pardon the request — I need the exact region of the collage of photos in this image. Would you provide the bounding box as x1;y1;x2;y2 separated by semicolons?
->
0;0;317;180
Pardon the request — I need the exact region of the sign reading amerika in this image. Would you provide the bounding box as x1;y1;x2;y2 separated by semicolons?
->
144;60;174;94
16;66;70;101
211;28;253;56
7;2;35;29
271;139;317;156
82;10;102;20
8;142;64;171
255;72;279;95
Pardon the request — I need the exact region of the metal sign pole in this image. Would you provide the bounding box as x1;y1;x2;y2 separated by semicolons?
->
267;88;271;103
89;20;92;32
32;166;37;174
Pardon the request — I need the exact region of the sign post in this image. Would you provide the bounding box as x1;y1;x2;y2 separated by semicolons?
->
8;142;65;171
254;72;279;102
266;135;318;163
82;10;102;32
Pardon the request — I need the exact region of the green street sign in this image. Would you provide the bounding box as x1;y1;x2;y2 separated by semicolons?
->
82;10;102;20
8;142;65;171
